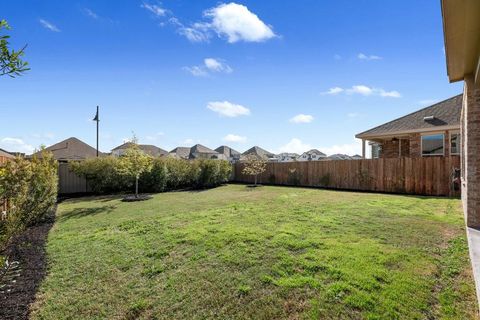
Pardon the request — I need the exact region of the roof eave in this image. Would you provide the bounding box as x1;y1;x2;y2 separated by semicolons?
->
442;0;480;83
356;124;460;140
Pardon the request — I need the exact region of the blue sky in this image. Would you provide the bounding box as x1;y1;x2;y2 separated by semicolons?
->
0;0;462;156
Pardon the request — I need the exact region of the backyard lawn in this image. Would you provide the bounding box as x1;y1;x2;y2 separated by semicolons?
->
31;185;477;319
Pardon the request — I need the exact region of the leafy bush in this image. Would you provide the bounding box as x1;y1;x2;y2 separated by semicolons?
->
0;151;58;250
70;156;130;193
71;157;232;194
141;158;168;193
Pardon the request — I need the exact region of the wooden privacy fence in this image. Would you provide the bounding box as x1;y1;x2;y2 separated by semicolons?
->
0;156;10;212
58;162;91;195
233;156;461;197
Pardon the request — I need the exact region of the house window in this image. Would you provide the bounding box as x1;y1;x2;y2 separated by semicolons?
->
371;144;381;159
422;134;444;156
450;132;460;155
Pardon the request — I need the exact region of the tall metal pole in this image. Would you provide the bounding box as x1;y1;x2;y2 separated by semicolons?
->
93;106;99;157
96;106;99;157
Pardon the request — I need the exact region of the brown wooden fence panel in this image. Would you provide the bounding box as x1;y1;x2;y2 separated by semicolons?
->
233;156;461;196
58;163;91;194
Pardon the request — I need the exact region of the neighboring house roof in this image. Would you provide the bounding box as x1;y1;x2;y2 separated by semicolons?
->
0;148;14;159
242;146;275;159
190;144;218;155
356;94;462;139
302;149;326;157
169;147;191;159
112;142;168;157
276;153;299;159
189;144;220;159
327;154;352;160
215;146;241;158
31;137;102;161
169;144;221;160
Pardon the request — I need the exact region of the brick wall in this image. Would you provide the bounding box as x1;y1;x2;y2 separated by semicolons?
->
381;140;398;158
410;133;421;157
462;75;480;228
380;131;455;159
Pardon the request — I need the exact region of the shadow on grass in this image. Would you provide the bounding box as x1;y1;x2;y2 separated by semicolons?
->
60;194;126;204
58;205;117;222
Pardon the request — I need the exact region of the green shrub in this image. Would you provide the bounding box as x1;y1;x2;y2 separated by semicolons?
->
142;158;168;193
71;157;232;194
70;156;131;193
0;151;58;250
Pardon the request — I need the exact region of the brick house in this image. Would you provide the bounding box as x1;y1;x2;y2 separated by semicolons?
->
356;95;462;159
0;148;14;164
442;0;480;307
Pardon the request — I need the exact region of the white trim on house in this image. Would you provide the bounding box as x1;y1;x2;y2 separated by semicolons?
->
450;130;461;155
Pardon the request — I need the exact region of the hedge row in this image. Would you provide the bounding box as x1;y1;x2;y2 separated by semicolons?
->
0;152;58;251
70;157;232;194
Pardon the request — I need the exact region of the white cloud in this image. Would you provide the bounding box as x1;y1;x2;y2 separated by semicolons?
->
178;26;210;42
348;85;373;96
290;114;314;124
278;138;312;154
83;8;99;19
223;134;247;143
320;140;362;156
39;19;60;32
358;53;382;61
141;2;167;17
203;2;276;43
207;101;250;117
334;54;342;60
0;137;35;154
347;112;360;118
184;58;232;77
321;87;344;95
378;89;401;98
182;65;209;77
204;58;232;73
322;85;401;98
142;2;275;44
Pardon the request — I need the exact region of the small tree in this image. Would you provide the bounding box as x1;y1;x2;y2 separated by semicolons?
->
118;144;152;198
1;20;29;77
242;154;267;186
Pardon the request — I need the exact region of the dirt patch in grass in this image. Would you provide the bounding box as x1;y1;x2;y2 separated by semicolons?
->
0;211;55;320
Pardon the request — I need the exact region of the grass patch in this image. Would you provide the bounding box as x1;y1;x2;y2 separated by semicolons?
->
31;185;478;319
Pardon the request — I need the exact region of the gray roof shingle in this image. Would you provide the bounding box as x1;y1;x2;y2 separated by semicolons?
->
356;94;462;138
169;147;191;159
112;142;168;157
242;146;275;159
215;146;241;158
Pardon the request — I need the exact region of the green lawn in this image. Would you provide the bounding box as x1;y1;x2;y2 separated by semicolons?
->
31;185;478;319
